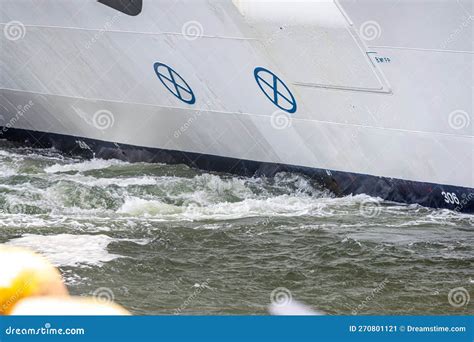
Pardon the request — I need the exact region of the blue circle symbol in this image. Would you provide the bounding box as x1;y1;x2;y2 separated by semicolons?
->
254;67;297;114
154;62;196;105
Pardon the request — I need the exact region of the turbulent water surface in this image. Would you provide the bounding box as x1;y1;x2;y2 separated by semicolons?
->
0;140;472;315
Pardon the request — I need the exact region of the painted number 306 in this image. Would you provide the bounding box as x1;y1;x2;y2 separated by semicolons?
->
441;192;460;205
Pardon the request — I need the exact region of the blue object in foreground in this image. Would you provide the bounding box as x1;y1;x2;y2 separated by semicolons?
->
0;316;472;341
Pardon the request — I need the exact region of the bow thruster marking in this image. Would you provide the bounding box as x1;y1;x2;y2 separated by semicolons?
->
154;62;196;105
254;67;297;114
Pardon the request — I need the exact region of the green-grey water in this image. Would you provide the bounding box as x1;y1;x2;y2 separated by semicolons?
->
0;140;472;315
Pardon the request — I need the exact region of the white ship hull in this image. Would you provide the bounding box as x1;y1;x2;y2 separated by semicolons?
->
0;0;473;212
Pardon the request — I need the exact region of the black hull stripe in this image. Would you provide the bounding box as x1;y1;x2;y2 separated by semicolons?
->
1;127;473;213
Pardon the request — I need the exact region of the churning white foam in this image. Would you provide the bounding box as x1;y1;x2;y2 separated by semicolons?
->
0;151;19;177
49;174;158;188
117;194;333;221
6;234;121;267
117;197;183;217
45;159;127;174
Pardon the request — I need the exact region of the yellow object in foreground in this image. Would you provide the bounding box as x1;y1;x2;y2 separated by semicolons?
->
11;297;130;315
0;246;68;314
